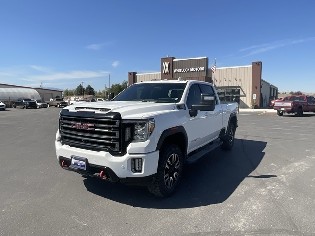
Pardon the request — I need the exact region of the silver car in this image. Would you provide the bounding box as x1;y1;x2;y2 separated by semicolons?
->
0;101;6;110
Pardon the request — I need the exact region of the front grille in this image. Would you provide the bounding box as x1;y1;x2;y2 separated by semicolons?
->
59;110;121;153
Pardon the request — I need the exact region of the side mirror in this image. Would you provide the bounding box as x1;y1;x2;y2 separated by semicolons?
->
191;94;216;112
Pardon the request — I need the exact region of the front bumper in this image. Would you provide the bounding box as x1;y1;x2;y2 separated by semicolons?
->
55;140;159;180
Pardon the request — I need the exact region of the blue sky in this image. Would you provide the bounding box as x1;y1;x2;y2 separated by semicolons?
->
0;0;314;93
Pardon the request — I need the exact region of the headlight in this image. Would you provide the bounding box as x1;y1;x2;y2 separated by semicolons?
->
124;118;155;142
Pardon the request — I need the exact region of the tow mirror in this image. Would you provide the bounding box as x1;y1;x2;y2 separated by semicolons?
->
191;94;216;112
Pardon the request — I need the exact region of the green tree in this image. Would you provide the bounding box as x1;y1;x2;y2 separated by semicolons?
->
85;85;95;96
108;80;128;97
75;84;85;96
63;89;75;97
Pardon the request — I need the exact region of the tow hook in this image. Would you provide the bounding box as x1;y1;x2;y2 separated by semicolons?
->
99;170;107;180
61;160;67;168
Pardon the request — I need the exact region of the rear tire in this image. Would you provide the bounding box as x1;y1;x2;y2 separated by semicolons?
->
148;144;184;197
296;108;303;117
277;110;284;116
221;123;235;150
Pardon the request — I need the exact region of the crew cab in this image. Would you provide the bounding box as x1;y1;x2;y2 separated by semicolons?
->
273;95;315;116
13;98;37;109
55;80;238;197
48;98;68;108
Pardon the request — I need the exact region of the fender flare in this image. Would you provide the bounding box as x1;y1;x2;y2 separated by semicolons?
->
156;126;188;152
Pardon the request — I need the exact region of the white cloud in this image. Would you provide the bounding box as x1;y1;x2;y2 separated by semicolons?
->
23;70;109;82
112;60;120;68
29;65;52;73
86;43;105;50
240;37;315;57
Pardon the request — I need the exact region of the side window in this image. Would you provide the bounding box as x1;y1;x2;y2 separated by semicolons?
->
199;84;218;104
186;84;201;109
307;96;315;103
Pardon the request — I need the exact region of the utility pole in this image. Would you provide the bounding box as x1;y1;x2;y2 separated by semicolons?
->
81;82;84;98
109;73;111;90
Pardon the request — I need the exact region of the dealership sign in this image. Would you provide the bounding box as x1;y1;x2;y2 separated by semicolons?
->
162;62;170;74
174;67;205;73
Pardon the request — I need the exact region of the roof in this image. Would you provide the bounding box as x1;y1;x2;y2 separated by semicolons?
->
174;57;207;61
0;83;63;92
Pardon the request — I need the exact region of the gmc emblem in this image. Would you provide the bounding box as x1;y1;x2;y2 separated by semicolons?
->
71;122;95;130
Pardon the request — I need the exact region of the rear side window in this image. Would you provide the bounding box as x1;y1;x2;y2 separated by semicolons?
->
199;84;217;104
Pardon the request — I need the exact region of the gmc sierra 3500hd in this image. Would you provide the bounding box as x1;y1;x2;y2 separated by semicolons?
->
55;79;238;197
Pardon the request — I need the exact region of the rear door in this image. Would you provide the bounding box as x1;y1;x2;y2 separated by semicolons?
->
184;83;222;153
199;84;223;140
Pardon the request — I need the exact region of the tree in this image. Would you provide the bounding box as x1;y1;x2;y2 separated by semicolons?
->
75;84;84;96
289;91;303;95
63;89;74;97
85;85;95;96
108;80;128;97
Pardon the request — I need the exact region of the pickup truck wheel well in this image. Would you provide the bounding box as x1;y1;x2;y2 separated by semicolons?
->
156;127;188;158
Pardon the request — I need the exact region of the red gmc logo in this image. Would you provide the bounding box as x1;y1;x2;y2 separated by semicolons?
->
71;122;95;130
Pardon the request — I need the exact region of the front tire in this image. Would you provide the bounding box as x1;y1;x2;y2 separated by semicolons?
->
221;123;236;150
277;110;284;116
148;144;184;197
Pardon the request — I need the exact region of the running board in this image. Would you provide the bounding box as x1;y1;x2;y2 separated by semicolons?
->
186;139;222;164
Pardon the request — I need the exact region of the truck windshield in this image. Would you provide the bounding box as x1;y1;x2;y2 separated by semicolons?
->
113;83;186;103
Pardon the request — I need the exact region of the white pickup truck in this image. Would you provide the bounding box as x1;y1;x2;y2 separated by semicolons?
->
55;80;238;197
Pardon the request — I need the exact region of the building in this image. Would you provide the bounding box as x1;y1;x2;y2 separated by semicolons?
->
0;83;63;107
128;56;278;108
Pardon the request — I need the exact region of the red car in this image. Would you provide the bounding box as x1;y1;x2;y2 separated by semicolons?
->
269;97;284;108
273;95;315;116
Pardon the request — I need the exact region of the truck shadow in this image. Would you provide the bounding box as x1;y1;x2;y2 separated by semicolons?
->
83;138;271;209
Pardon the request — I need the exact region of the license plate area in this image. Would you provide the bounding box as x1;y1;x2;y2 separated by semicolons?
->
70;156;87;170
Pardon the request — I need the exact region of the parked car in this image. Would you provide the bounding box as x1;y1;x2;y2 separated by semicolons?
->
35;99;48;108
69;99;88;105
0;100;6;110
269;97;284;108
273;95;315;116
13;98;37;109
48;98;68;108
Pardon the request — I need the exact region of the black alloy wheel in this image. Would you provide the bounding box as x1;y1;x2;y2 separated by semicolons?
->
221;123;235;150
163;152;181;189
148;144;184;197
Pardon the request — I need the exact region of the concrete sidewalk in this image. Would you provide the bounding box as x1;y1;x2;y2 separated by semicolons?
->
239;108;276;113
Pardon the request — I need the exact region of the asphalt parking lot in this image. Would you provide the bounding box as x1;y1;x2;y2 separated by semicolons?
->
0;108;315;236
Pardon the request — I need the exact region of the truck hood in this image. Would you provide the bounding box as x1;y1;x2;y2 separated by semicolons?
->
66;101;179;119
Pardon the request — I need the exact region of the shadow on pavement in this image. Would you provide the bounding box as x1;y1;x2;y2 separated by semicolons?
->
83;138;270;209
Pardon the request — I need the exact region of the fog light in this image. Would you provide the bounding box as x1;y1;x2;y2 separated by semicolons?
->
131;158;143;173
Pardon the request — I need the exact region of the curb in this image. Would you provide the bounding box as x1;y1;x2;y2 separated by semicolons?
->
239;109;276;113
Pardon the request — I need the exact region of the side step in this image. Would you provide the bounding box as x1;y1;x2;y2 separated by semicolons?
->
186;139;222;164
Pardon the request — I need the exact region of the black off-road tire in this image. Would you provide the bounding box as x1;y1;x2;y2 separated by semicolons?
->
296;108;303;117
221;123;236;151
277;110;284;116
148;144;184;197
